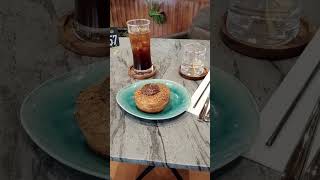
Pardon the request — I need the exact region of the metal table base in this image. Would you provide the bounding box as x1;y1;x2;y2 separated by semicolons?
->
136;166;183;180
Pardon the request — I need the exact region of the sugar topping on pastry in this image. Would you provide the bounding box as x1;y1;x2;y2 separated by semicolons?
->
141;83;160;96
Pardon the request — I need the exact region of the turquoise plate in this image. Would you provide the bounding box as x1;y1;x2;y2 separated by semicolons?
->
211;68;260;171
20;61;108;179
116;79;190;120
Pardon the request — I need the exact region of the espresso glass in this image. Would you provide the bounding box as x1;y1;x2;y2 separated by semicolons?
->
74;0;109;42
127;19;153;73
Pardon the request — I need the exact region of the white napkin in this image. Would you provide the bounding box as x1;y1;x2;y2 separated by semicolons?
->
244;29;320;172
188;71;210;116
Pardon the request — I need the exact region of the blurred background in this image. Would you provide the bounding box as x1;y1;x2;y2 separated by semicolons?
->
110;0;210;39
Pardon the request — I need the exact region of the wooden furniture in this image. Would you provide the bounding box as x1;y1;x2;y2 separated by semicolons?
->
110;0;209;37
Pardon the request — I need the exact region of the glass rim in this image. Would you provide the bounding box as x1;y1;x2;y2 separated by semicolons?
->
183;42;207;54
126;19;151;26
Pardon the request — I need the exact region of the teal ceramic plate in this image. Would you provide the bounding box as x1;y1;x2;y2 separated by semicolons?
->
20;61;108;179
211;68;260;171
116;79;190;120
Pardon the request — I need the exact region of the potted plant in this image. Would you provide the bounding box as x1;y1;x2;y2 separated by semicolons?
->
145;0;166;24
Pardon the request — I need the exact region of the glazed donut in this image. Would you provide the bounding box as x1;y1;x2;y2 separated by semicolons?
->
134;83;170;113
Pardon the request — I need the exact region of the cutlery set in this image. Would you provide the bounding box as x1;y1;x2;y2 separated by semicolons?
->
265;67;320;179
188;71;210;122
266;62;320;147
281;97;320;180
254;29;320;179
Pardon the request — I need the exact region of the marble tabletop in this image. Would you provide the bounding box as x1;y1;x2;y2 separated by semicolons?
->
110;38;210;171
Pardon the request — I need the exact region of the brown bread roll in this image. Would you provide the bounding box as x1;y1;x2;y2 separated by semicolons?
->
134;83;170;113
75;78;109;157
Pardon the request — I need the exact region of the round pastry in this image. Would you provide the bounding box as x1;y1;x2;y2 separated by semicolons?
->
75;78;109;157
134;83;170;113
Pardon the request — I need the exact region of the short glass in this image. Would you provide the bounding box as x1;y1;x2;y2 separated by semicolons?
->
127;19;153;73
226;0;301;46
180;43;206;77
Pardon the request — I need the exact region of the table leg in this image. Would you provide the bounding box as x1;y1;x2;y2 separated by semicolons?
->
136;166;155;180
170;168;183;180
136;166;183;180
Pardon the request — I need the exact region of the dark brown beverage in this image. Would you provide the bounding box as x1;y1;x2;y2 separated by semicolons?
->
74;0;109;41
129;31;152;70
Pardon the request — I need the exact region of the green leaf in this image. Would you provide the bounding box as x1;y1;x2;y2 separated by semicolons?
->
148;8;166;24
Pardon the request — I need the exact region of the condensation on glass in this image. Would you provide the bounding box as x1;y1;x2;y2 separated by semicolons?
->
180;43;206;77
127;19;153;73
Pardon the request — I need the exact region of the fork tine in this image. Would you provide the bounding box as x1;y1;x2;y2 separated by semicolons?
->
199;97;210;121
204;99;210;122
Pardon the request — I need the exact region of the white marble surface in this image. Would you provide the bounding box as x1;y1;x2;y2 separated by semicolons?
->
110;38;210;171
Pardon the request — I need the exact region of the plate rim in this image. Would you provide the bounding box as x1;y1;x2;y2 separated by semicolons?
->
116;79;191;120
212;67;260;171
20;61;108;179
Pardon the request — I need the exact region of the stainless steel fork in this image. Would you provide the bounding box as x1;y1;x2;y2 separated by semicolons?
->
199;98;210;122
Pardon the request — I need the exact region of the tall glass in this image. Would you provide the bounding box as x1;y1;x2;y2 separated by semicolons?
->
74;0;109;42
127;19;153;73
